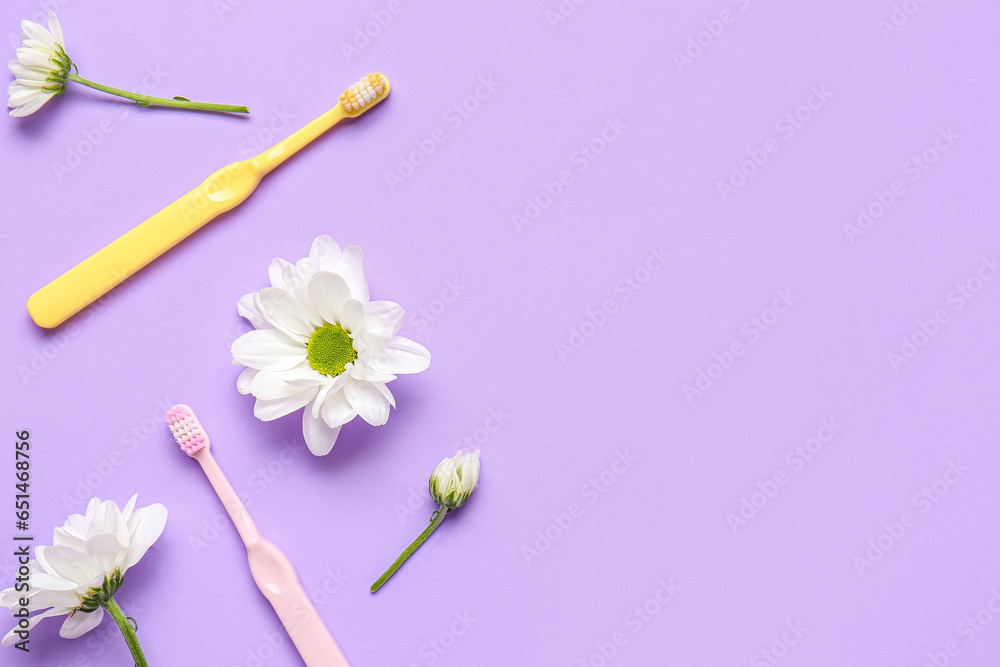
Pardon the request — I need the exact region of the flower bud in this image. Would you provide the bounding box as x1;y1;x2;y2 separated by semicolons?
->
428;449;480;509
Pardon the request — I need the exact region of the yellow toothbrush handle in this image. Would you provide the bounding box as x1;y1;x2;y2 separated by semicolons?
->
27;161;262;328
27;73;388;329
253;106;351;176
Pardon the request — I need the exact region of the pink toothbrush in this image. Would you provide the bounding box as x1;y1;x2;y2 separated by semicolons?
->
166;404;351;667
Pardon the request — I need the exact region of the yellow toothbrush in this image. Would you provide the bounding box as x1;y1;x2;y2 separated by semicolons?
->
27;73;390;329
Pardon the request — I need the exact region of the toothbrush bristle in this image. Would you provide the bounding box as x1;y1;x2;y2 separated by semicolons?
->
166;404;210;456
339;73;389;115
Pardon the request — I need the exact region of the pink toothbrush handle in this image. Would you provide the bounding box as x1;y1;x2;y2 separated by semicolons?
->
248;540;352;667
195;452;351;666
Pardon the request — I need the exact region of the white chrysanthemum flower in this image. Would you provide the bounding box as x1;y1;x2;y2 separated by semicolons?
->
232;235;431;456
0;495;167;645
8;11;72;117
429;449;481;509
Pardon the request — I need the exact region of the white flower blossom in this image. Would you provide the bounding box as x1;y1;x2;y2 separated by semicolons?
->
233;235;431;455
0;495;166;645
8;11;71;117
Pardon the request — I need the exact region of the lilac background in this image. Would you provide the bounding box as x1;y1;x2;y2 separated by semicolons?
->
2;1;999;665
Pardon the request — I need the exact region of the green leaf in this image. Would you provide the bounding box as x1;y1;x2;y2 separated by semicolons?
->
172;96;190;102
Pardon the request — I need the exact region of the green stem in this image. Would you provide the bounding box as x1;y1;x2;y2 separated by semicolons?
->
103;597;148;667
67;73;249;113
371;504;449;593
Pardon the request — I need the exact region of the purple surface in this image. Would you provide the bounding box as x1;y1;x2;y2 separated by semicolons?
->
2;1;1000;665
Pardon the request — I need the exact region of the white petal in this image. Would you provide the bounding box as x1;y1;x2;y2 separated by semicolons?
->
16;47;53;70
306;271;350;325
35;546;91;587
30;571;80;592
60;608;105;639
364;300;405;333
236;367;258;395
123;504;167;570
302;409;342;456
374;381;396;408
257;287;315;340
311;383;331;419
358;315;394;355
340;299;364;332
263;257;289;291
9;63;49;82
8;86;41;107
344;377;391;426
47;11;65;46
84;534;120;579
320;387;358;428
250;365;315;400
232;329;306;372
348;362;395;384
309;235;343;271
253;385;318;421
2;608;67;647
121;494;137;521
20;20;53;50
331;245;370;302
369;336;431;374
292;257;322;291
21;587;80;609
237;293;270;329
9;93;50;116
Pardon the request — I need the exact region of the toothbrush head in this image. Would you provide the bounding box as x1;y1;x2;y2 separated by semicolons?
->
166;404;210;456
339;73;390;115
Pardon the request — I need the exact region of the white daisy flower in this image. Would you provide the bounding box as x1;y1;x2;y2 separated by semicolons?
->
429;449;481;510
232;235;431;456
8;11;72;117
0;495;167;645
7;11;248;117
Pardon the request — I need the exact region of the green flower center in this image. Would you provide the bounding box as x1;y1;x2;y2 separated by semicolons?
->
307;324;357;376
